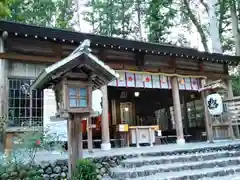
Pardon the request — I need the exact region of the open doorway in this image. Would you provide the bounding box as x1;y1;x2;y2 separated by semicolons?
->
108;86;206;144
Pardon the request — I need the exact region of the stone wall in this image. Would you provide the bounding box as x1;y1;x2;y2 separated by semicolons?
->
0;154;133;180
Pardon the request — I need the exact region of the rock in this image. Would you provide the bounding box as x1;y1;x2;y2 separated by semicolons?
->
96;163;102;169
100;167;106;175
102;162;110;169
61;172;67;178
1;173;8;179
56;159;66;166
42;174;50;180
40;161;50;169
45;167;52;174
10;171;18;177
38;169;44;174
7;164;16;173
62;165;68;172
96;168;100;174
109;160;117;167
19;170;28;178
50;173;59;180
53;166;61;173
97;174;103;180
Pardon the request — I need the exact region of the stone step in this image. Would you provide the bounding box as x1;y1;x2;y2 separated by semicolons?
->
124;164;240;180
121;150;240;168
110;157;240;179
199;173;240;180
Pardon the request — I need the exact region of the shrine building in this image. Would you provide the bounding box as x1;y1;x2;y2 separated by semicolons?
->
0;21;239;151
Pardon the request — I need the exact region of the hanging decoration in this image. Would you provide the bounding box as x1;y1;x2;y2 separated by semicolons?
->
108;71;200;91
206;93;223;115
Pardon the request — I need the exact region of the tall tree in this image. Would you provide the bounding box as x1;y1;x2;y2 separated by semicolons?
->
4;0;74;29
208;0;223;53
145;0;176;43
0;0;11;17
83;0;135;38
229;0;240;56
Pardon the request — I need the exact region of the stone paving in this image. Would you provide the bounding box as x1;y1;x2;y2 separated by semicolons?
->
2;140;240;179
30;139;240;163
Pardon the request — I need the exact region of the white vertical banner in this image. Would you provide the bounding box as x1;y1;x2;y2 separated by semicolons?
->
152;74;160;89
43;89;67;142
143;74;153;88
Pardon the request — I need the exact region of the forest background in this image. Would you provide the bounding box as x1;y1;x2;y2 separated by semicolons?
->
1;0;240;94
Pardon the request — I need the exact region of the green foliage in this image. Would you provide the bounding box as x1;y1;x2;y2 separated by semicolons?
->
0;0;11;17
145;0;176;43
72;159;98;180
4;0;73;29
1;130;65;179
232;75;240;96
83;0;135;37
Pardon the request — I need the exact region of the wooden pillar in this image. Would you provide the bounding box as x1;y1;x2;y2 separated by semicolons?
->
67;119;73;180
100;85;111;150
0;37;8;150
87;117;93;152
171;77;185;145
227;79;234;98
77;115;83;158
67;114;83;180
182;94;189;134
226;79;235;139
200;79;214;143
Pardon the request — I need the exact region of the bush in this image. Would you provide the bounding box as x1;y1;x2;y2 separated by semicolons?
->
72;159;98;180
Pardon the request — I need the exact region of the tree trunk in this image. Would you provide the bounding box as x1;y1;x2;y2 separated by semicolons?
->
135;0;143;40
230;0;240;56
208;0;223;53
183;0;209;51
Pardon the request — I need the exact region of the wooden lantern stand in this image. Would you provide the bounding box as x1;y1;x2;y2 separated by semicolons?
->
30;40;119;179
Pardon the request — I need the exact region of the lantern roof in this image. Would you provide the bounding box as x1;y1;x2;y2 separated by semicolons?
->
198;79;228;92
30;39;119;90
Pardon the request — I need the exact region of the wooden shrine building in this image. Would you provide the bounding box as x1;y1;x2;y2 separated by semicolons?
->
0;21;240;151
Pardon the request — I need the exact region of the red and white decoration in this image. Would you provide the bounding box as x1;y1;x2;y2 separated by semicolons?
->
108;71;200;91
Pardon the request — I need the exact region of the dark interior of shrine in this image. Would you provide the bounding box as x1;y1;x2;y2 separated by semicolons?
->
80;86;206;149
107;87;206;143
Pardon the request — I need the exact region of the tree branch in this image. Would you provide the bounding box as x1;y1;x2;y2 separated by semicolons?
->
183;0;209;51
200;0;209;14
218;0;226;42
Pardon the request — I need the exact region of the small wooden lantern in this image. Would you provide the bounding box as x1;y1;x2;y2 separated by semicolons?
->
30;39;119;179
54;80;93;118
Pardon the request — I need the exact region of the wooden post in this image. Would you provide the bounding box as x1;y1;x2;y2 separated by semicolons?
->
226;79;235;139
100;85;111;150
76;115;83;159
0;37;8;150
171;77;185;145
227;79;234;98
182;94;189;134
87;117;93;152
67;119;73;180
67;114;83;180
200;79;214;143
135;127;140;148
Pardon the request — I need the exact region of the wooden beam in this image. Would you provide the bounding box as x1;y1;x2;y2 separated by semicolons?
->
176;69;229;79
168;57;176;71
0;52;60;63
199;60;204;72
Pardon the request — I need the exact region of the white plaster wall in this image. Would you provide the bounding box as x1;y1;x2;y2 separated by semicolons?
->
8;61;47;78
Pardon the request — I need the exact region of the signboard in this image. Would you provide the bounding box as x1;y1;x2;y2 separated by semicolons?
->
108;71;200;91
43;89;67;142
206;93;223;116
92;89;103;117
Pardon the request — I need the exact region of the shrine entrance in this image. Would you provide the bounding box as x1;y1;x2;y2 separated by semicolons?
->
107;79;206;146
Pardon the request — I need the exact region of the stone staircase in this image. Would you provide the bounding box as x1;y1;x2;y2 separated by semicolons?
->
107;145;240;180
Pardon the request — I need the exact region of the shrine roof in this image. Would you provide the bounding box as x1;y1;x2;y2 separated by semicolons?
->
0;20;240;65
30;39;119;90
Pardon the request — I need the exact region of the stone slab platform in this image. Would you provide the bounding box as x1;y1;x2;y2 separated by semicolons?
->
32;140;240;163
